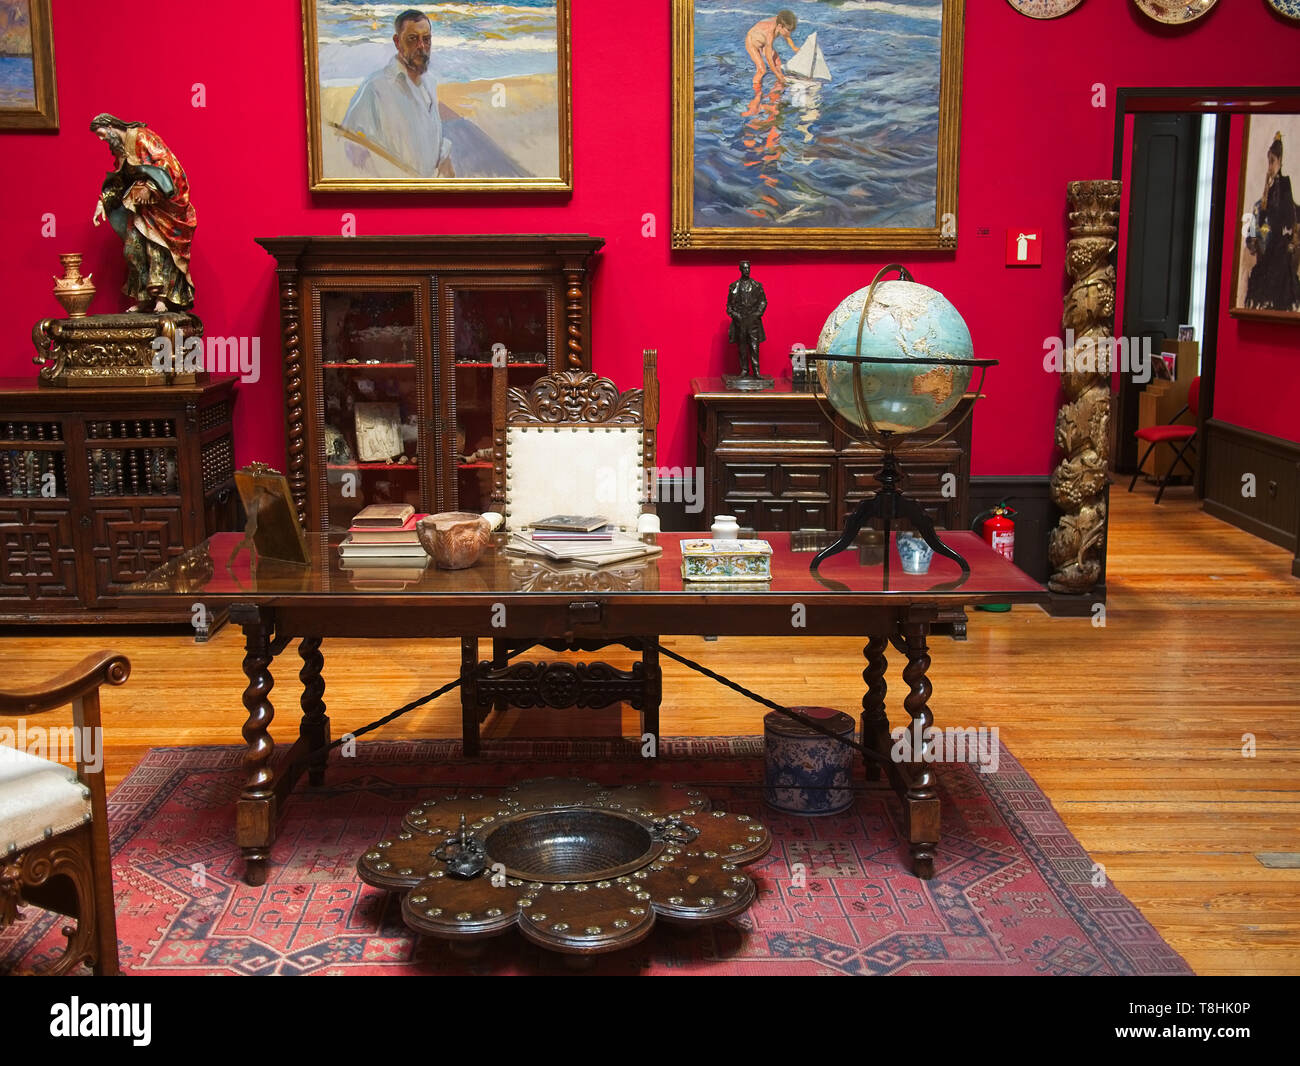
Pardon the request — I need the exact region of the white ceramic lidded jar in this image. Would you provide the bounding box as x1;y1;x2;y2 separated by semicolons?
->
711;515;740;540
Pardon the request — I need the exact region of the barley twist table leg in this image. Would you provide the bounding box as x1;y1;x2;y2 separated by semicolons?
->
861;635;889;781
299;636;328;786
901;620;939;879
237;617;276;885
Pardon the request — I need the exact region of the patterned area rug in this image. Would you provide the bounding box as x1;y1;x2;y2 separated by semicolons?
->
1;739;1192;975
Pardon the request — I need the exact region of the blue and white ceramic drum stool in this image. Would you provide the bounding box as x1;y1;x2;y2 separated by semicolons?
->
763;708;857;815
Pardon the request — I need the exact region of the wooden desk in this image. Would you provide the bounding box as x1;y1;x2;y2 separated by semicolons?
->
127;531;1045;885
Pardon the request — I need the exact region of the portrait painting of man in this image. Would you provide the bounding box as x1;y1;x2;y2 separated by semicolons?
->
304;1;571;191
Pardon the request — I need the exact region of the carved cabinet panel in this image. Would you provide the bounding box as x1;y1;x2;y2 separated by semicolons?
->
91;506;186;598
0;505;80;602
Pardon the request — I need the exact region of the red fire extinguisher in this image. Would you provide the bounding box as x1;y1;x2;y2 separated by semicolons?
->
973;503;1016;612
982;504;1016;561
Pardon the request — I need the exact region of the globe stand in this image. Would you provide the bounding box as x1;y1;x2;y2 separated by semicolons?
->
810;445;970;574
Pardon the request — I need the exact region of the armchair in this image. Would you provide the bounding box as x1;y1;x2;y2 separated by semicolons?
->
1;651;129;975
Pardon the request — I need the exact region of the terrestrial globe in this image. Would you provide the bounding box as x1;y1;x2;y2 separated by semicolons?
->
809;265;995;573
814;265;991;441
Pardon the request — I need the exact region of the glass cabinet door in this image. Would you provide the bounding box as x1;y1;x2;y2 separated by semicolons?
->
315;284;429;532
442;279;557;513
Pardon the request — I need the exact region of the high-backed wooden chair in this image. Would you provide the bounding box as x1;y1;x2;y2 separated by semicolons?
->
0;651;128;975
458;351;660;754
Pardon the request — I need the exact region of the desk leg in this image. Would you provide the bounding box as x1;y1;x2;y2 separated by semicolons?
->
640;638;661;750
861;635;889;781
901;621;939;879
237;619;276;887
299;637;329;787
461;637;481;757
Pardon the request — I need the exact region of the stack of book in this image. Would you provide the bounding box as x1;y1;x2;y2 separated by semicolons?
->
339;504;430;587
507;514;660;568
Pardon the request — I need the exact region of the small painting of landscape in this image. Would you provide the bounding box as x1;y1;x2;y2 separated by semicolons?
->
0;1;35;109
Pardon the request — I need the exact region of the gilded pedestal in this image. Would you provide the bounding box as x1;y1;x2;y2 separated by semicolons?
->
32;312;205;387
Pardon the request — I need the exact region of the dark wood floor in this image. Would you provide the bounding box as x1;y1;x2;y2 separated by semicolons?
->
4;480;1297;975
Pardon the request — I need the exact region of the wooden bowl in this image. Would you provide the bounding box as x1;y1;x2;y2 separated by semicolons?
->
417;512;492;569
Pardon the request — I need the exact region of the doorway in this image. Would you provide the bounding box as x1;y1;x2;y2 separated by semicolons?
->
1112;87;1300;496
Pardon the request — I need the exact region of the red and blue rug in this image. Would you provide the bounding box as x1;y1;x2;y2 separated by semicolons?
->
1;738;1192;975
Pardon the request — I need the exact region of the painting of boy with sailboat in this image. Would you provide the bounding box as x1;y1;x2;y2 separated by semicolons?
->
674;0;964;250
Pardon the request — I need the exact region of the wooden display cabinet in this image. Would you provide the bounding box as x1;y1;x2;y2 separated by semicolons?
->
257;235;604;533
0;378;238;629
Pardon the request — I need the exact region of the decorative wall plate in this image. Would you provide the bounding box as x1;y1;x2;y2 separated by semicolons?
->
1006;0;1085;17
1132;0;1219;24
1266;0;1300;22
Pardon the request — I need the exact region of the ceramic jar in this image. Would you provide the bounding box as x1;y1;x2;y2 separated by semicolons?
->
763;708;856;815
711;514;740;540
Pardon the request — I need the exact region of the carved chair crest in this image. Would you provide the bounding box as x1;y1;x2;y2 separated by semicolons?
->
506;371;643;426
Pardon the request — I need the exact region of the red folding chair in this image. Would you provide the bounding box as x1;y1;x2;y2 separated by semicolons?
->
1128;375;1200;504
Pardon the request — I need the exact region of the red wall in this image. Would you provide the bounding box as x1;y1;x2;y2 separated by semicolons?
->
3;1;1299;473
1213;114;1300;443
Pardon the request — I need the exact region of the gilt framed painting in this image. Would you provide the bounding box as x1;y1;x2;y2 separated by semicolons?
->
1231;113;1300;323
0;0;57;130
303;1;572;192
671;0;964;250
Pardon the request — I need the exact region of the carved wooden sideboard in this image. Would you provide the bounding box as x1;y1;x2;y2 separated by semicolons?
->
0;378;238;626
693;378;975;533
256;235;604;533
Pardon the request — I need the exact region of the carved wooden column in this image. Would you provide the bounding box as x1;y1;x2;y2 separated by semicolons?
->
276;267;308;526
562;258;587;369
1048;179;1120;599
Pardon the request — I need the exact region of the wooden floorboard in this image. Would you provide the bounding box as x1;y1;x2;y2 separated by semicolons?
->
2;480;1297;976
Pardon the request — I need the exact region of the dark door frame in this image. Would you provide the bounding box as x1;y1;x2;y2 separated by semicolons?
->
1112;86;1300;497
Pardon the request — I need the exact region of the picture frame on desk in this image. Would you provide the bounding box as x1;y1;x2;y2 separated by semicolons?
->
301;0;573;192
0;0;58;130
234;464;311;566
670;0;964;250
1230;112;1300;323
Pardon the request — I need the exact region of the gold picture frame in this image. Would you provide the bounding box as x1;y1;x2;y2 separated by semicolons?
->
235;463;312;566
1230;113;1300;323
671;0;964;251
302;0;572;193
0;0;58;130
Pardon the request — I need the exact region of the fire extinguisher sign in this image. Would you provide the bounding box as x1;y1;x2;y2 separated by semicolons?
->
990;529;1014;560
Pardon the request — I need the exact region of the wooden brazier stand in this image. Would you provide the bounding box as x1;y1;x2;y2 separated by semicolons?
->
126;531;1045;886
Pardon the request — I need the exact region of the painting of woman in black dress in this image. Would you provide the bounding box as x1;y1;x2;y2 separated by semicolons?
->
1236;119;1300;318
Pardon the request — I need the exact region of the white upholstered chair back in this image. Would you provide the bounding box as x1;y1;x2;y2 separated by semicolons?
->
504;425;645;531
492;352;658;533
